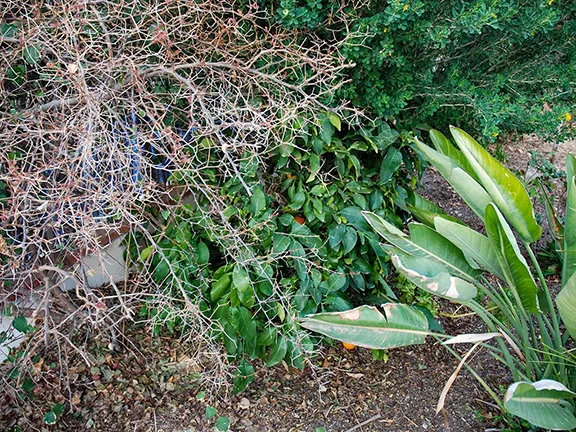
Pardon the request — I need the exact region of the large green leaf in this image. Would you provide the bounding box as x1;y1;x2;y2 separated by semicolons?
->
408;223;481;280
405;190;465;228
504;380;576;430
450;127;541;243
556;271;576;341
379;147;403;184
235;307;257;358
485;204;539;313
429;129;479;182
363;212;479;281
413;138;492;220
300;304;429;349
562;154;576;286
434;217;505;280
391;252;477;302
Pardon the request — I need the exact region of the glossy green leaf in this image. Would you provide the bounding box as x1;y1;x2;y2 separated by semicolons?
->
266;336;288;367
319;116;333;145
327;111;341;131
379;147;403;184
233;359;254;394
195;241;210;265
300;304;429;349
23;45;41;65
391;252;477;302
206;406;217;419
215;417;230;431
413;138;492;220
326;272;347;293
236;307;257;358
257;326;276;346
328;224;346;248
408;223;481;280
556;271;576;341
291;240;307;281
429;129;479;182
341;227;357;254
307;153;321;183
450;127;541;243
232;266;251;296
405;191;464;228
52;403;64;416
211;273;231;302
13;315;31;334
372;124;400;151
44;412;57;425
363;212;479;281
250;187;266;216
504;380;576;430
485;204;539;313
562;154;576;286
434;217;505;280
272;234;291;255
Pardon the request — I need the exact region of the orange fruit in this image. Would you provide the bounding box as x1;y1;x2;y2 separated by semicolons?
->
294;216;306;225
342;342;357;350
286;173;297;179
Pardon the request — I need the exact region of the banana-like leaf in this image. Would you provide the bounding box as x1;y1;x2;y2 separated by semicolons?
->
556;271;576;341
413;138;492;220
430;129;479;182
434;217;505;280
405;190;465;228
562;154;576;286
299;304;429;349
363;212;480;281
485;204;539;313
504;380;576;430
450;127;541;244
442;332;501;345
408;223;482;279
391;253;477;302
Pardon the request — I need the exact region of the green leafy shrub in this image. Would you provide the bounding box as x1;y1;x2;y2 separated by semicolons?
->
301;126;576;430
127;114;418;389
260;0;576;141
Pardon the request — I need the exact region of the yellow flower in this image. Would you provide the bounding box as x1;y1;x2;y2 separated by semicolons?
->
492;132;499;137
383;27;388;33
403;4;409;11
566;113;572;122
549;0;554;5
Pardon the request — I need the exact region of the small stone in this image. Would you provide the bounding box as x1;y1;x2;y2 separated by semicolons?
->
238;397;250;410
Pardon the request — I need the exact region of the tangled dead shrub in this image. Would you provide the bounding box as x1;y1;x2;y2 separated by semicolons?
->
0;0;358;393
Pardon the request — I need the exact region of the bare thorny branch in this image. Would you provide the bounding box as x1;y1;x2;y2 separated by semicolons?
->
0;0;361;392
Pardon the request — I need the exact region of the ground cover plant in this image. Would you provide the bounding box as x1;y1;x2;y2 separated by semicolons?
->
302;126;576;430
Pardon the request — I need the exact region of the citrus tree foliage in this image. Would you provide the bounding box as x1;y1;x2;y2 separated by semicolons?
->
264;0;576;140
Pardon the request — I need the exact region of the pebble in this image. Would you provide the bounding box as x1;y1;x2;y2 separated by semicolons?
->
238;397;250;410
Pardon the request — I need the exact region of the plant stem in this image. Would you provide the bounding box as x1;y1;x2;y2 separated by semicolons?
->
524;243;567;382
468;300;523;382
439;339;505;411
